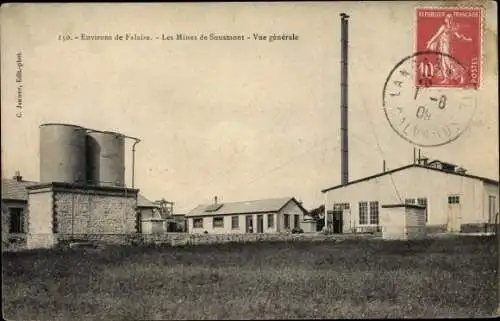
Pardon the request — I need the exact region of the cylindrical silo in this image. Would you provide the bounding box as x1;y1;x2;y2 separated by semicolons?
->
39;123;87;184
86;131;125;187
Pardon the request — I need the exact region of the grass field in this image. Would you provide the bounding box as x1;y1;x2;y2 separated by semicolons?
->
2;235;498;320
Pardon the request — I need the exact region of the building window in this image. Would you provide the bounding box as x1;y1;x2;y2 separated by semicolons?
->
489;196;497;224
213;216;224;228
359;202;379;225
9;208;24;233
284;214;290;229
333;203;350;211
267;214;274;228
417;197;428;222
448;195;460;204
369;202;379;225
294;215;300;228
359;202;368;225
193;218;203;229
231;216;239;229
407;197;428;222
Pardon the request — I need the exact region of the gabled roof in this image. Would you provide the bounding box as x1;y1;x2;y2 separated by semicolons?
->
321;164;499;193
187;197;308;217
137;194;158;208
1;178;40;201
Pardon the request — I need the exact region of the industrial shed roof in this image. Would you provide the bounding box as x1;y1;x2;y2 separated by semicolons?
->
321;164;499;193
187;197;308;217
137;194;158;208
1;178;39;201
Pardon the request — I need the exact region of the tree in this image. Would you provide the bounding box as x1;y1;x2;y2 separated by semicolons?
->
309;204;325;231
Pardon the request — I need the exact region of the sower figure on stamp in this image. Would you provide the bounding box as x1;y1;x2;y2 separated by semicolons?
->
426;13;472;85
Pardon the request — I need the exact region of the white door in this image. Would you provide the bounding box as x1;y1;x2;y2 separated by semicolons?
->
447;195;461;233
342;208;352;233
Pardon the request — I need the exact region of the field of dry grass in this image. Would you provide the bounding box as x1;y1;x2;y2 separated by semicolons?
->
2;235;498;320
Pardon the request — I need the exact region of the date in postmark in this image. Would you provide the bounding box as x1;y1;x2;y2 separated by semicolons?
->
416;7;482;89
383;52;478;147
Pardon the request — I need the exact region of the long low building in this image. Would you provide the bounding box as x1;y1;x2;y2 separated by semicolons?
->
321;159;499;234
186;197;310;234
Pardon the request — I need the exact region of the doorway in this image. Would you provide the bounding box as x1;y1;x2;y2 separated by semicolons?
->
9;208;24;233
257;215;264;233
245;215;253;233
332;209;343;234
447;195;461;233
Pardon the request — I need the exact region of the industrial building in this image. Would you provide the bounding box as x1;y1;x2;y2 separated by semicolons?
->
322;158;499;234
136;196;186;233
322;14;498;237
153;198;187;232
1;174;178;243
1;122;174;249
1;173;161;236
186;197;312;234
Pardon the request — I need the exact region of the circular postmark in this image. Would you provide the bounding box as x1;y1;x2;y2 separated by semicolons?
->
382;51;478;147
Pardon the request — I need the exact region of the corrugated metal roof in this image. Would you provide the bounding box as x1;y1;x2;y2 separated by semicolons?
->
1;179;39;201
187;197;299;216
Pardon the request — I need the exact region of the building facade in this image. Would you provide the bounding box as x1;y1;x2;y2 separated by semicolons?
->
168;214;187;232
1;173;38;237
187;197;309;234
1;173;172;249
137;194;165;234
26;182;139;248
322;161;499;234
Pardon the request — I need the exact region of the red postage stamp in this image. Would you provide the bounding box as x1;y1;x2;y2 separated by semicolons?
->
416;7;482;89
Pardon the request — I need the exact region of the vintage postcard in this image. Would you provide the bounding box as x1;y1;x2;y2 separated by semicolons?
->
1;1;498;320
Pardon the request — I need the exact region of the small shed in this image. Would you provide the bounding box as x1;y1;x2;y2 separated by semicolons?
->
380;204;427;240
137;194;165;234
141;218;165;234
301;215;317;233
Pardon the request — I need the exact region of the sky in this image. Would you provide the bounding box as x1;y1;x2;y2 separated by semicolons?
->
1;2;498;213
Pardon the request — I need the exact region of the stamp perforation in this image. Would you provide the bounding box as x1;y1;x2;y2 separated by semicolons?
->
414;5;486;89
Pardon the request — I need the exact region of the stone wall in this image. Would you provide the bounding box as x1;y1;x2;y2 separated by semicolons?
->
425;224;448;234
2;204;10;247
57;233;131;245
51;232;379;247
2;233;26;252
460;223;498;233
54;191;137;234
21;182;139;249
